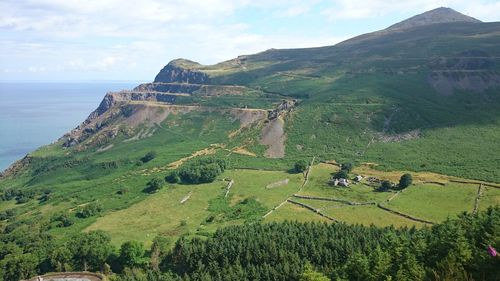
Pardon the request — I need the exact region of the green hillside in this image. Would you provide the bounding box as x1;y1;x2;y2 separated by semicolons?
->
1;7;499;281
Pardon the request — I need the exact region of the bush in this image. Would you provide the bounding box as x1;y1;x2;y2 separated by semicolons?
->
140;151;157;163
399;173;413;189
294;160;308;173
51;212;75;227
144;177;164;193
0;209;18;220
165;171;180;183
76;202;103;218
15;190;36;204
175;157;227;184
1;188;20;201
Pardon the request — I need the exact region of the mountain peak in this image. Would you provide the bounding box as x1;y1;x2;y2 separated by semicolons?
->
167;58;202;69
388;7;481;30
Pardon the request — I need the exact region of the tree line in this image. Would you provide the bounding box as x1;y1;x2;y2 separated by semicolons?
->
0;206;498;281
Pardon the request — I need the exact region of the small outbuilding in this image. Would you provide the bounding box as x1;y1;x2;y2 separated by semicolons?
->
354;175;363;182
338;178;349;187
329;177;349;187
331;178;339;186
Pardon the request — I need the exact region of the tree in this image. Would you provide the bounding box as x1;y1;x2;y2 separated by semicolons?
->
1;253;39;281
378;180;392;192
341;163;353;173
333;170;348;179
120;241;145;268
69;230;114;271
399;173;413;189
150;236;171;272
299;262;330;281
50;246;73;272
141;151;157;163
294;160;308;173
145;178;164;193
199;163;222;183
345;253;370;281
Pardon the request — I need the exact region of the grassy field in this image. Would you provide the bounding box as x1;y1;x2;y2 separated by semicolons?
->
295;201;426;228
479;186;500;212
83;168;304;245
385;183;477;222
299;163;393;203
223;169;303;208
78;162;449;245
86;180;225;246
263;202;330;223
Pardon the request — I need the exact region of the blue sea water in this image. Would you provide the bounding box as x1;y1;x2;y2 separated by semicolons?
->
0;82;139;171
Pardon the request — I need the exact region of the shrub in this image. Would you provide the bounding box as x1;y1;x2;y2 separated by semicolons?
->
165;171;180;183
144;177;164;193
38;188;53;202
51;212;75;227
175;157;227;184
140;151;157;163
294;160;308;173
399;173;413;189
76;202;103;218
15;190;36;204
1;188;20;201
0;209;18;220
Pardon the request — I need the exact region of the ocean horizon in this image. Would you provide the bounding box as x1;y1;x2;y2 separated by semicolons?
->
0;82;139;171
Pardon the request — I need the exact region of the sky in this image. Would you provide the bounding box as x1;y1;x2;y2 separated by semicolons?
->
1;0;499;82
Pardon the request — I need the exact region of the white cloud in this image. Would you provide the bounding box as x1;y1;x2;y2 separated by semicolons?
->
28;66;46;72
321;0;500;21
1;0;498;81
276;4;311;17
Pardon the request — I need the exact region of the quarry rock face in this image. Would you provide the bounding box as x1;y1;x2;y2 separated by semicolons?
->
134;82;202;93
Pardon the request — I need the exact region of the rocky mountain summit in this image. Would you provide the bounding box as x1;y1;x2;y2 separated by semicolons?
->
388;7;481;30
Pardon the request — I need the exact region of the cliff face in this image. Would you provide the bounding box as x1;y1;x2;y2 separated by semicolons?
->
427;49;500;95
153;60;209;84
61;91;183;147
134;82;202;93
82;91;180;126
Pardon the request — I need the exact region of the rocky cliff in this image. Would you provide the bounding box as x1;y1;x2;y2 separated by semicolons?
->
153;59;210;84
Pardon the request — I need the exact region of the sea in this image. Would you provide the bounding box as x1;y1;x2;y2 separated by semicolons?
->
0;82;140;171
